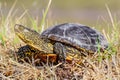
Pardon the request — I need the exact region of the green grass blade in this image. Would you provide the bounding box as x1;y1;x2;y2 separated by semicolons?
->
40;0;52;33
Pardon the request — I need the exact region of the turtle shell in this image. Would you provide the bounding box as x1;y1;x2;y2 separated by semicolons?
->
41;23;108;52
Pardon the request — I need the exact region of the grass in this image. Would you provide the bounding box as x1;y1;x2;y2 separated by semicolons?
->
0;1;120;80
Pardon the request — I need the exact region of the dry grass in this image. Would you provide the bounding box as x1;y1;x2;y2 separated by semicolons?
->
0;44;120;80
0;1;120;80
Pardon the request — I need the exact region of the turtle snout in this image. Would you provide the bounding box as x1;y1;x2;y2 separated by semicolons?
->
14;24;27;33
14;24;20;32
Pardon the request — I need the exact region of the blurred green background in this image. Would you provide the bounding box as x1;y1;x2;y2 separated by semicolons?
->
0;0;120;28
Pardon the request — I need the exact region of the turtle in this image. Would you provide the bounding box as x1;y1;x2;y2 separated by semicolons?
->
14;23;108;63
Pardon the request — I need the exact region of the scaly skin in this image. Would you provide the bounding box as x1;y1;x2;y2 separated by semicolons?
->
17;45;82;64
14;24;53;53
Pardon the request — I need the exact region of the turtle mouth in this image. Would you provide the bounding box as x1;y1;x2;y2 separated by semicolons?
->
16;32;43;51
16;32;29;43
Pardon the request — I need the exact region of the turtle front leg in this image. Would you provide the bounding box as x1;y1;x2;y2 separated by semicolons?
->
53;42;66;63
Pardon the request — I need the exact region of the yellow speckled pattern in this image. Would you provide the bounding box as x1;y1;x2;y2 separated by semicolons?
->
14;24;53;53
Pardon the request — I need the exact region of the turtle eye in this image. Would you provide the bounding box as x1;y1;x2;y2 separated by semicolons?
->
23;29;29;33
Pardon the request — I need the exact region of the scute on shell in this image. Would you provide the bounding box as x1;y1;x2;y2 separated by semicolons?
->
41;23;108;52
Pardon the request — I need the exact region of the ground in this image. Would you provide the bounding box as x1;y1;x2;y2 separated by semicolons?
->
0;41;120;80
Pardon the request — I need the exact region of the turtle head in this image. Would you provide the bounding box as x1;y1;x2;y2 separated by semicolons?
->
14;24;53;53
14;24;39;45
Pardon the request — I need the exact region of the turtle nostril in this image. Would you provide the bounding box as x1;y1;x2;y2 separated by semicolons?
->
14;24;20;29
14;24;21;33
